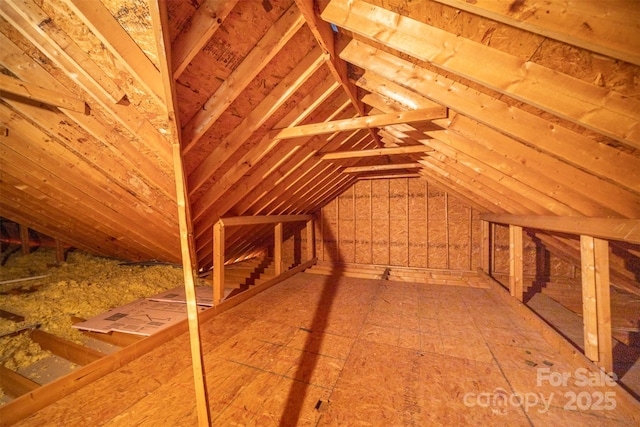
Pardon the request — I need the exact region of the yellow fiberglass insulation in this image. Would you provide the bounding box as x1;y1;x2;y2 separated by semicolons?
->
0;248;187;370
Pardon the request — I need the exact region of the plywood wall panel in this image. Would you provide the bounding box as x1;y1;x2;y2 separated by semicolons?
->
319;178;481;271
427;187;447;269
408;180;427;268
448;198;471;271
355;219;372;264
371;180;390;265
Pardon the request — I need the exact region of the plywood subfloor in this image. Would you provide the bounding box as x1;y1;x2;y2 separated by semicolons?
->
13;272;640;426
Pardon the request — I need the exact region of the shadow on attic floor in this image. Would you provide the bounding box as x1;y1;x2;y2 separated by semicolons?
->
11;269;640;426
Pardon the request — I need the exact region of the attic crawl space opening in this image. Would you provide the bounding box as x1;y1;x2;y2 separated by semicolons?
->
0;0;639;425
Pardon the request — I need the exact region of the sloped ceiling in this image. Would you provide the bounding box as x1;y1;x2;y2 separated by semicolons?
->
0;0;639;271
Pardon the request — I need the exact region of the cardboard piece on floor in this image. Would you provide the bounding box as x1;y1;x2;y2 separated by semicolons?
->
72;299;206;336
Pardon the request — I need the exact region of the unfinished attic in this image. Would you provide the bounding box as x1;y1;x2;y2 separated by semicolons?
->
0;0;639;424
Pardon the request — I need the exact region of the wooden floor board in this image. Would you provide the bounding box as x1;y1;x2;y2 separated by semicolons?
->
12;272;640;426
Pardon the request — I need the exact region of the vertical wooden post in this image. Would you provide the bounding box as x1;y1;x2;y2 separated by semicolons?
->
306;219;315;261
172;141;211;426
509;225;523;301
481;220;491;273
55;239;65;263
444;192;450;269
580;235;613;372
150;1;210;423
468;207;473;271
275;222;283;275
19;224;29;255
594;238;613;373
213;221;225;305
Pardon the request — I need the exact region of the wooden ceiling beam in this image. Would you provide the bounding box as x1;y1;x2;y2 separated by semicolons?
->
188;45;327;195
190;78;341;222
181;3;304;154
59;0;164;105
0;30;173;171
363;97;584;216
2;98;178;222
0;74;86;113
190;80;344;227
0;0;126;104
432;0;640;66
294;0;383;148
343;163;421;173
266;132;372;214
323;0;640;148
0;186;137;260
245;128;367;218
171;0;239;79
483;214;640;245
321;145;433;160
342;40;640;195
445;115;640;218
1;106;180;260
418;157;521;214
192;93;353;259
366;96;639;220
417;170;494;213
357;173;421;180
0;150;174;262
268;106;447;140
427;137;581;216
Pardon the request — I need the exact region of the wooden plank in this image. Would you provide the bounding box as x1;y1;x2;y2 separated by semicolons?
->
0;365;39;398
509;225;523;302
431;0;640;66
171;0;239;78
323;0;640;147
221;215;314;227
59;0;164;104
30;329;105;365
321;145;433;160
0;74;86;113
294;0;383;148
269;107;447;140
189;78;341;223
18;223;29;255
0;29;173;171
181;3;304;154
0;0;126;103
275;222;283;275
481;220;490;273
55;239;65;264
483;215;640;244
594;237;613;373
580;235;600;362
358;173;421;180
306;219;315;261
343;163;420;174
362;95;593;217
149;1;211;424
213;221;225;305
342;40;640;193
187;45;327;194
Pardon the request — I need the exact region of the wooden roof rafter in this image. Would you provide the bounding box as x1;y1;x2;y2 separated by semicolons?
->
187;45;328;195
294;0;384;148
322;0;640;149
342;40;640;196
181;2;305;154
432;0;640;66
59;0;165;105
0;0;126;104
171;0;239;79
